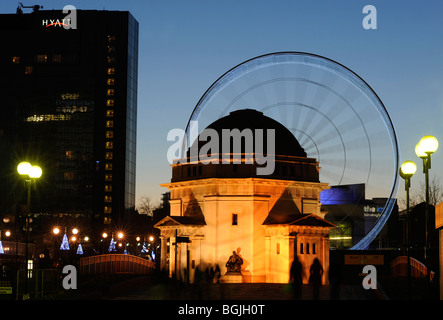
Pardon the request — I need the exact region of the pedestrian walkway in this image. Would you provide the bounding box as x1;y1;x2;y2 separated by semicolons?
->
105;277;378;300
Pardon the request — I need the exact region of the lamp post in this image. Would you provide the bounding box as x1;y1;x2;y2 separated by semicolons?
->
415;135;439;281
52;227;60;263
400;160;417;299
17;161;42;297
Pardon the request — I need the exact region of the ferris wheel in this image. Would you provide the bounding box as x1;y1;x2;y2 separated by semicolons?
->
184;52;399;250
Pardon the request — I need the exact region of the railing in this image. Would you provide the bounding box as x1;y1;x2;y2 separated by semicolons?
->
79;254;155;276
0;263;60;300
391;256;435;281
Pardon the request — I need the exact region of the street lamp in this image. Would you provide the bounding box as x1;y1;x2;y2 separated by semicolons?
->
400;160;417;299
17;161;42;296
52;227;61;262
415;135;439;279
18;162;42;179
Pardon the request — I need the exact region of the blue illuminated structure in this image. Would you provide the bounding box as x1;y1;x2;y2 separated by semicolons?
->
320;184;365;205
76;243;83;255
108;238;116;252
60;234;70;251
321;183;399;249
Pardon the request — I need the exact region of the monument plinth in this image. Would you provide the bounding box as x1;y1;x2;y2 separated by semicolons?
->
221;272;243;283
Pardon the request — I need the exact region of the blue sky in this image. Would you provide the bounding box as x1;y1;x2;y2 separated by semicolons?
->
2;0;443;207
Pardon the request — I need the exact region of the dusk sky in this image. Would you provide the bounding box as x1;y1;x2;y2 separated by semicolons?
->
2;0;443;208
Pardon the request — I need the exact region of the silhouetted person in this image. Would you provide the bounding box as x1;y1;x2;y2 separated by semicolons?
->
289;256;304;299
214;265;221;283
329;262;342;300
193;266;203;299
309;258;323;300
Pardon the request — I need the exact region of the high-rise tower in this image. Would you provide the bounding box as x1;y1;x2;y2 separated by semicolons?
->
0;9;138;228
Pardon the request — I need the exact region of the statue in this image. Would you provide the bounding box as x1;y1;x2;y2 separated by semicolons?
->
225;251;243;273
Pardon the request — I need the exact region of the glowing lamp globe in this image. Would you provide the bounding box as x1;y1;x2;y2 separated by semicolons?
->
400;161;417;178
28;165;42;179
17;162;32;175
415;142;427;158
419;135;439;154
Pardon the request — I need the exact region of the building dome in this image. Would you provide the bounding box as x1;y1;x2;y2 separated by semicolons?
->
193;109;307;158
172;109;319;182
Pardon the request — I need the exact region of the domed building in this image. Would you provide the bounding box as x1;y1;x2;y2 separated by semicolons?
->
155;109;335;284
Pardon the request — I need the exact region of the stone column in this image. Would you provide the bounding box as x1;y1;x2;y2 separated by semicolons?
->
160;235;167;272
264;235;270;282
322;233;330;285
170;234;177;278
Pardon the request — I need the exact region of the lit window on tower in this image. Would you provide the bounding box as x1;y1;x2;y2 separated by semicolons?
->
36;54;48;63
24;66;33;75
64;172;75;180
52;54;62;63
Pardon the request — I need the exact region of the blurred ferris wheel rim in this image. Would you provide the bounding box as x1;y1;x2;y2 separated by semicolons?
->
183;51;400;250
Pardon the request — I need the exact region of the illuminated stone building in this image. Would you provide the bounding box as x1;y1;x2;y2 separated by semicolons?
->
155;109;335;284
0;9;138;229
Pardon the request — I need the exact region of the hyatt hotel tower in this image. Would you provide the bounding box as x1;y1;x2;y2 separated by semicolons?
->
0;9;138;229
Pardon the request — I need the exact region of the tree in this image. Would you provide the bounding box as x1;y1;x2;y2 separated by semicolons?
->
399;176;443;211
414;176;443;207
137;196;160;217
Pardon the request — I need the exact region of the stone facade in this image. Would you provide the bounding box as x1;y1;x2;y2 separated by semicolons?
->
155;177;334;284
